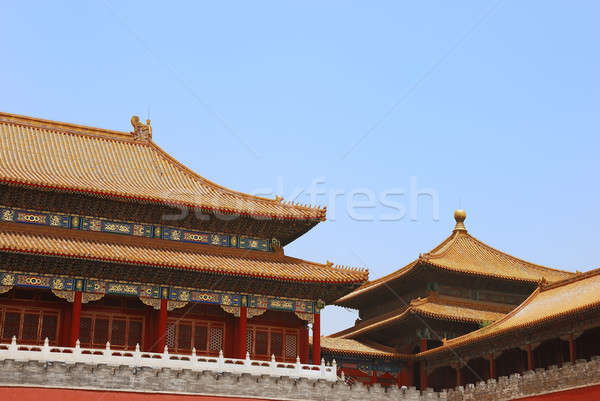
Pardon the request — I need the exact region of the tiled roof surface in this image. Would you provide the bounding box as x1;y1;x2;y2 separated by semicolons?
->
0;112;325;220
420;268;600;356
423;231;572;283
316;336;407;359
334;295;508;339
0;226;368;284
337;224;573;305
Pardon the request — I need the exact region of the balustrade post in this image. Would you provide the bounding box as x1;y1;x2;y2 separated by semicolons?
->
217;349;225;372
134;343;141;366
41;337;50;362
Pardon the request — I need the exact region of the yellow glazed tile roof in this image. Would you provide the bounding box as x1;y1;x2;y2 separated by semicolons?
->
337;212;573;305
420;268;600;356
315;336;407;359
0;112;325;220
0;226;368;284
334;295;508;339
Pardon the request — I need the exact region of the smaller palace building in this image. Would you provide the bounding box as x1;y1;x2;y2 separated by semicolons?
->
0;112;368;369
320;210;600;397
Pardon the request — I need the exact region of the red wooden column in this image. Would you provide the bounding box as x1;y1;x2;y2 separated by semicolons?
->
489;353;495;379
526;343;534;371
69;291;82;347
238;306;247;358
156;298;168;352
569;333;576;363
299;326;309;363
312;313;321;364
406;361;414;387
419;339;428;389
455;365;462;387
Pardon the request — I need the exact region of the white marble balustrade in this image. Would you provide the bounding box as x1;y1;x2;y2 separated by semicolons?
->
0;337;338;382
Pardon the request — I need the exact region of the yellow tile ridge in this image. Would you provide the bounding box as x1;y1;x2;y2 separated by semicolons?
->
315;336;410;359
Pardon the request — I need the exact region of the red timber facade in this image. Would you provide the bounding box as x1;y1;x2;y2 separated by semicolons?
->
0;112;368;365
323;209;593;391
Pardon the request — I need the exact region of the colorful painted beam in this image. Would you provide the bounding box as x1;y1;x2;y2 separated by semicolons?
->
0;206;273;252
0;270;317;314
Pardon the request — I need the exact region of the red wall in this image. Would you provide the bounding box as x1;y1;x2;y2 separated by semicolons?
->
0;387;272;401
515;384;600;401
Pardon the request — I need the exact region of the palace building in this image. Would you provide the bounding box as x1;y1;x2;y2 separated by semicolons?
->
0;111;368;367
319;210;600;399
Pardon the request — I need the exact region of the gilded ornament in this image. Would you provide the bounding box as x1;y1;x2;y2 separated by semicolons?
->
1;274;15;286
167;300;188;311
221;305;240;317
247;308;266;319
1;209;14;221
82;292;104;304
51;279;64;290
130;115;152;141
0;286;12;295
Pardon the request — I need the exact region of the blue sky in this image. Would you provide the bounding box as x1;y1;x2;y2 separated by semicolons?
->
2;1;599;334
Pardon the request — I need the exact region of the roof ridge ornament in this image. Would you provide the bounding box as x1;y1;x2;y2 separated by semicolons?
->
453;209;467;232
130;115;152;141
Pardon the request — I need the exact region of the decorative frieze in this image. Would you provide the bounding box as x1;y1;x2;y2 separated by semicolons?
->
0;270;317;314
0;205;273;252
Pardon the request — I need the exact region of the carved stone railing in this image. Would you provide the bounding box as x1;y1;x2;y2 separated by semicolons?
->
447;356;600;401
0;336;337;382
0;337;598;401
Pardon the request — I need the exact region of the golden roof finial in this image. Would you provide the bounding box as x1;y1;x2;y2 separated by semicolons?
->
453;209;467;232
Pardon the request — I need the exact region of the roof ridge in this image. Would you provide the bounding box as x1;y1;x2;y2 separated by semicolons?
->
0;111;133;140
541;266;600;291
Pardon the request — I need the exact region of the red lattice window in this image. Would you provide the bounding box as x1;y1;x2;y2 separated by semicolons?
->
247;325;299;362
0;307;60;345
79;313;144;350
166;318;224;355
209;326;223;352
285;334;297;359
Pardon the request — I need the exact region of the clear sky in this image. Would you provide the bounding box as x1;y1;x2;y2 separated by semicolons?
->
2;2;599;335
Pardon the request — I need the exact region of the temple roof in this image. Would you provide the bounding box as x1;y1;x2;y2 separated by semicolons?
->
337;210;574;307
0;112;326;221
315;336;408;359
419;268;600;357
0;223;367;284
332;294;509;339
